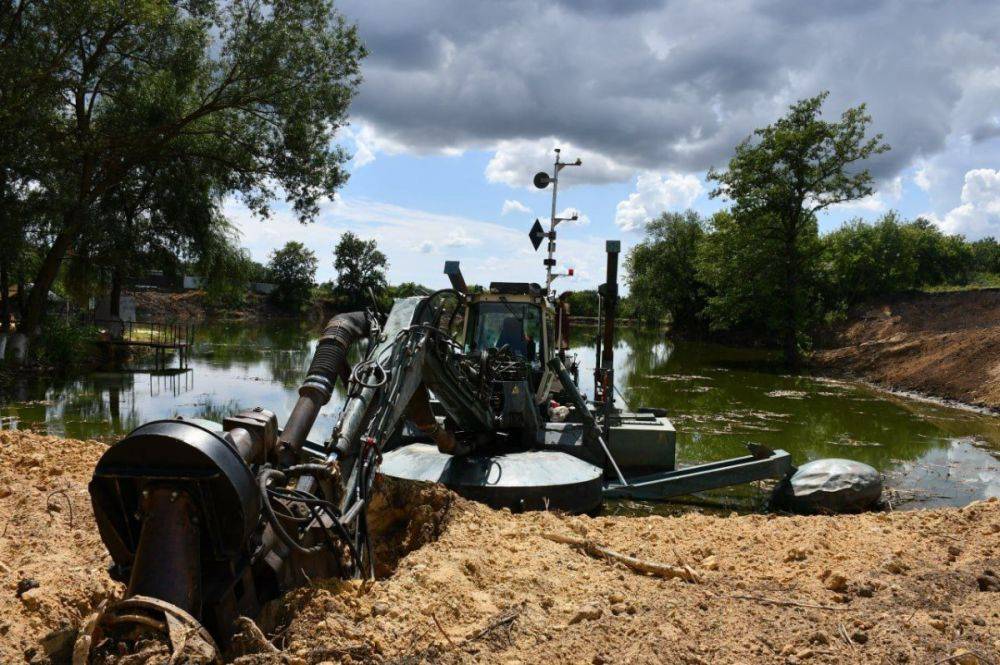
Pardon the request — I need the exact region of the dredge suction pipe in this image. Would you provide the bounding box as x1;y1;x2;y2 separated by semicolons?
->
277;312;370;464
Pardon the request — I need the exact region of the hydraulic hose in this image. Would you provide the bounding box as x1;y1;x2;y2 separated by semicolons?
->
277;312;370;464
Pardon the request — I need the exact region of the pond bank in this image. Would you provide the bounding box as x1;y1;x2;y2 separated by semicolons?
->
2;430;998;664
132;289;282;322
814;289;1000;412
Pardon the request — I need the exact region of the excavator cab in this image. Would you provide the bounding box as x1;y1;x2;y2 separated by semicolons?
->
461;282;553;392
464;299;543;365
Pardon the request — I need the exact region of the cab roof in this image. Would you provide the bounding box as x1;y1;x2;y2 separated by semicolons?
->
488;282;543;296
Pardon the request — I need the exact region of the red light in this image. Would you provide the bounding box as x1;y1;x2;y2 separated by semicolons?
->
568;268;574;276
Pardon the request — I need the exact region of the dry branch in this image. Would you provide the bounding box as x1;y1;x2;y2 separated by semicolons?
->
542;532;701;583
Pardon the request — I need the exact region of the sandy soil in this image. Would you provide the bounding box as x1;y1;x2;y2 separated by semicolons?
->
814;289;1000;411
0;431;121;664
2;430;998;664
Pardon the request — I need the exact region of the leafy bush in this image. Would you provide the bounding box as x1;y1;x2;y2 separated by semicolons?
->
822;213;978;308
31;316;98;370
971;237;1000;274
823;212;918;306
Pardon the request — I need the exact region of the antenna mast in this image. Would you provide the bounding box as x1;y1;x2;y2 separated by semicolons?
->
531;148;581;298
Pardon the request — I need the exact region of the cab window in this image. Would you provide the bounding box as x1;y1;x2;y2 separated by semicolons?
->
465;301;542;364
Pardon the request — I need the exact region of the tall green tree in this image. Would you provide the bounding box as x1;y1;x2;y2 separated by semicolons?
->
2;0;366;347
626;210;709;332
0;1;62;334
333;232;388;310
705;92;890;365
268;241;317;310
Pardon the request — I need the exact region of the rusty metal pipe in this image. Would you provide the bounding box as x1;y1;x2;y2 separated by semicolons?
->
126;487;202;617
405;383;459;453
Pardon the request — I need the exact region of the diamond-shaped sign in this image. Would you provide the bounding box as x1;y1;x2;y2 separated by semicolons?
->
529;219;546;251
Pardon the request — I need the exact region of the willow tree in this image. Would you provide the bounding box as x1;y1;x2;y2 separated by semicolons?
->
65;157;230;319
2;0;366;351
704;92;890;365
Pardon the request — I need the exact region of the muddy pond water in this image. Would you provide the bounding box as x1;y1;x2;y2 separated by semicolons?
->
2;321;998;510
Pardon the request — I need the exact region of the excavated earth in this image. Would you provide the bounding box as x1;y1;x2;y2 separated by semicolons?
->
814;289;1000;411
1;430;999;664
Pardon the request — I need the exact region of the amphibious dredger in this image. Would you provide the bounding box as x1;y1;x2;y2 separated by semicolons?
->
78;151;791;662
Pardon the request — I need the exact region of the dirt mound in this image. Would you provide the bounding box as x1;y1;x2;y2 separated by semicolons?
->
815;289;1000;410
132;290;279;322
2;430;998;664
132;290;211;321
274;500;1000;664
0;431;121;664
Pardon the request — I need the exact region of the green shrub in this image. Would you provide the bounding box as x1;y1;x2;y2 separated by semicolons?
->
31;316;98;370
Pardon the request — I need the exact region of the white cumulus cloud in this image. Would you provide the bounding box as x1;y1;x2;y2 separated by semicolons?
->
614;172;704;231
338;121;412;169
501;199;531;216
914;165;934;192
934;169;1000;239
556;207;590;226
485;137;633;189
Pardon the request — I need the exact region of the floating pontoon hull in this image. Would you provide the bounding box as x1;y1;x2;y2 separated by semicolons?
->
380;414;793;513
380;443;605;513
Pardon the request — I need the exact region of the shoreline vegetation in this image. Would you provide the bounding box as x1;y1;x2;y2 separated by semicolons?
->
1;85;995;416
4;285;998;417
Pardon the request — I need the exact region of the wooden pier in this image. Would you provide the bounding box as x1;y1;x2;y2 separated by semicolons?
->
97;320;196;371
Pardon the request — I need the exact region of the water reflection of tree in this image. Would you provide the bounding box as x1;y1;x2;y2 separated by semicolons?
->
41;374;141;439
268;343;315;390
195;320;318;389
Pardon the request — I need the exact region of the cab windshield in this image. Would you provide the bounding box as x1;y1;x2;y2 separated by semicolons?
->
465;301;543;364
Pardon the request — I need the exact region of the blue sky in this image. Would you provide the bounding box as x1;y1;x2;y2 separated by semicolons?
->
229;0;1000;290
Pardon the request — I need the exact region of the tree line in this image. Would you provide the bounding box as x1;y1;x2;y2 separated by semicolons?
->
0;0;366;360
626;93;999;365
265;232;491;315
265;232;389;312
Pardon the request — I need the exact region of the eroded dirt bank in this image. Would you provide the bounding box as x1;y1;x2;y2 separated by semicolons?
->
814;289;1000;411
2;430;998;664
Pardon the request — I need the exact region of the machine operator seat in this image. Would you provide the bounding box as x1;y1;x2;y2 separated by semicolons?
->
496;316;536;361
